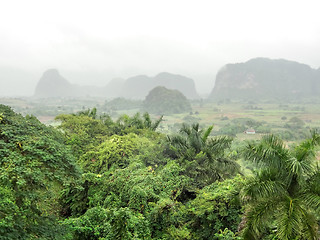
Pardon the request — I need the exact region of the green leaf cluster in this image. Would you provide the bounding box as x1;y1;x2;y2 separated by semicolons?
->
241;131;320;239
4;104;319;240
57;114;242;239
0;104;80;239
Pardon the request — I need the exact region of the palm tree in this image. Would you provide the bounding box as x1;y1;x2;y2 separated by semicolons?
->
74;107;98;119
240;131;320;240
142;112;163;131
167;123;240;188
116;112;163;131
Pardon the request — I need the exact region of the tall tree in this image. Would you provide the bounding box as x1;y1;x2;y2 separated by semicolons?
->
240;131;320;239
166;123;240;188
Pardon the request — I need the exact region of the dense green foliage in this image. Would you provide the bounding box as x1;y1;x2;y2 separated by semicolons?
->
0;104;79;239
240;132;320;239
143;86;192;115
186;176;244;239
166;123;240;188
1;103;320;239
55;110;162;158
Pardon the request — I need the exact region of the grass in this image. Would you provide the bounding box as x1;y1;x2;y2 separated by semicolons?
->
157;101;320;141
1;97;320;141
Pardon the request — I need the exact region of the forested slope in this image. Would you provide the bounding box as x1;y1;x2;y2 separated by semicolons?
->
1;105;320;239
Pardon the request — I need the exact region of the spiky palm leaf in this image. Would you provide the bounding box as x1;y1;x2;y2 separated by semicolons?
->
241;196;282;238
142;112;152;128
244;134;289;170
150;115;163;131
167;124;239;187
241;131;320;239
242;170;287;201
206;136;233;157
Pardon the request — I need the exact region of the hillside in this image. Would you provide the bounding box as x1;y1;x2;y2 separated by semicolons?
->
122;72;199;99
142;86;192;114
209;58;320;101
103;78;125;98
33;70;198;99
34;69;79;98
0;104;79;238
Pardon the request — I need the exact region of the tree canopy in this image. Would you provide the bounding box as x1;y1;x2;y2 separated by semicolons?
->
0;104;80;239
1;104;320;240
240;131;320;239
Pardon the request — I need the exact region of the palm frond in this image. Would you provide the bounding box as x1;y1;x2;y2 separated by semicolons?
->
275;197;304;240
299;191;320;215
167;135;188;151
242;170;287;202
166;135;191;159
294;144;316;164
207;136;233;156
241;133;320;239
179;123;191;136
151;115;163;131
286;156;315;187
299;129;320;149
215;157;240;176
306;171;320;194
191;123;200;133
143;112;152;128
243;135;289;170
241;225;259;240
201;125;213;143
310;128;320;145
241;197;280;238
300;211;318;240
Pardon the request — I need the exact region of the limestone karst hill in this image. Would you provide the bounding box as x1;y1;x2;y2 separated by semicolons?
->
34;70;199;99
209;58;320;101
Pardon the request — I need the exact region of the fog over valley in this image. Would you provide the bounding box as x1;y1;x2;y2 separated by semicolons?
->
1;0;320;97
3;1;320;239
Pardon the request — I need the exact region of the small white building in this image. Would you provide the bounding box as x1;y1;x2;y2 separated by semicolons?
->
245;129;256;134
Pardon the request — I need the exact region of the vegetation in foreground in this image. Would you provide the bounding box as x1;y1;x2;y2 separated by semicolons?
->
1;104;320;239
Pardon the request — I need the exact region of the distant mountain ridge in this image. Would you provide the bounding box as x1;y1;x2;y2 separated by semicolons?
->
34;70;199;99
209;58;320;100
34;69;73;98
33;58;320;100
122;72;199;99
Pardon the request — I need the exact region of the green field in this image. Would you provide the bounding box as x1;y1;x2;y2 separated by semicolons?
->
159;101;320;141
1;97;320;142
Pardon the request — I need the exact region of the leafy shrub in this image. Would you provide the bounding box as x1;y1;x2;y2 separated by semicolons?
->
0;104;80;239
186;176;244;239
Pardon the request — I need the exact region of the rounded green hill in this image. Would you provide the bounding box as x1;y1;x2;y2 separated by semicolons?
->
143;86;191;114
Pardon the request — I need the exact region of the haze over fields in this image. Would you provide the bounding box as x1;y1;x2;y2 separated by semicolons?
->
0;0;320;96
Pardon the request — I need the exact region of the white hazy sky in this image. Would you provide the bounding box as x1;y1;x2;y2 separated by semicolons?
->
0;0;320;96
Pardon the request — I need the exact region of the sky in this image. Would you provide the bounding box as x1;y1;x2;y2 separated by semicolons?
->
0;0;320;96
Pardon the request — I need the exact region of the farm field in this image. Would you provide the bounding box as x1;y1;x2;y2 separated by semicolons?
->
161;101;320;142
1;97;320;142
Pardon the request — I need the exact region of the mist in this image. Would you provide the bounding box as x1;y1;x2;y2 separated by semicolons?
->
1;0;320;96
